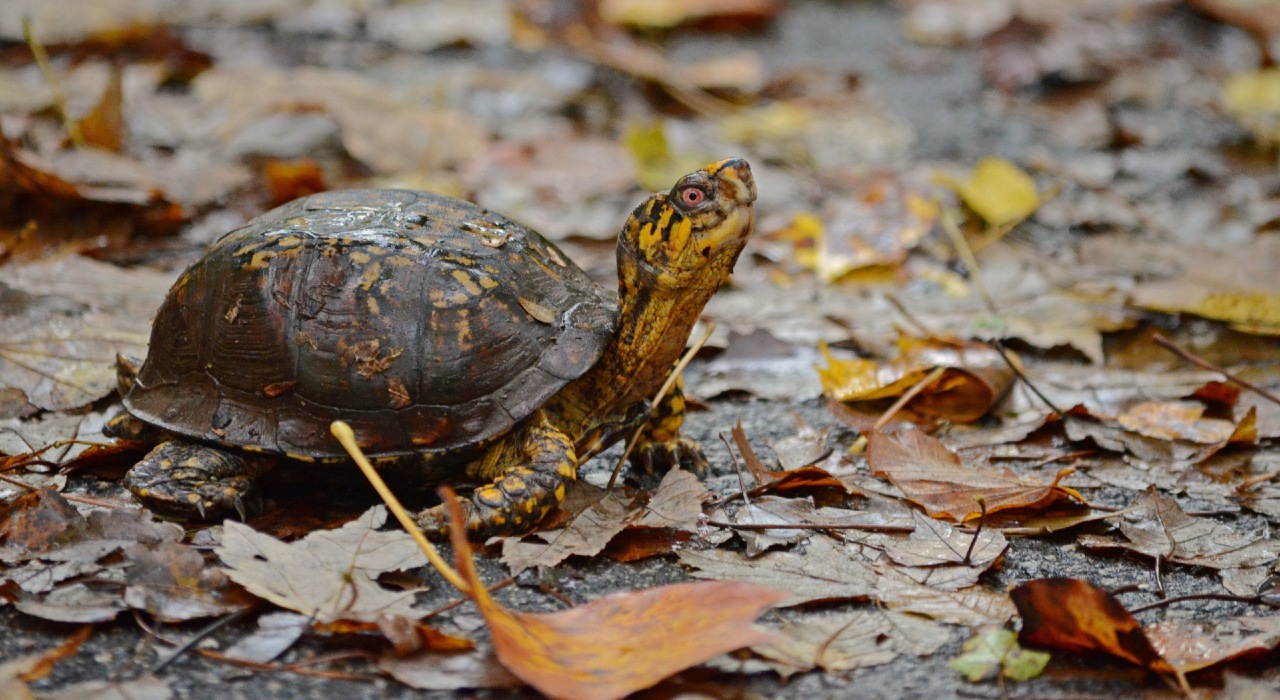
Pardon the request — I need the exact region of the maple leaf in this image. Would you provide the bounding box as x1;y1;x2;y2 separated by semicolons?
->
753;609;953;677
679;534;1014;626
216;506;429;623
1079;487;1280;570
866;425;1085;520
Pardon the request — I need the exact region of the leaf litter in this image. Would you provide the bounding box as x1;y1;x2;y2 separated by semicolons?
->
3;1;1280;697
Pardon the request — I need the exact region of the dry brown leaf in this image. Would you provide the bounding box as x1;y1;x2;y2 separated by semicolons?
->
1011;578;1173;673
818;335;1015;423
867;426;1086;521
38;677;171;700
222;612;311;664
630;468;709;531
1117;401;1241;443
752;609;953;678
445;491;785;700
378;646;523;691
1147;615;1280;676
679;534;1014;625
216;506;430;623
123;541;252;622
1079;488;1280;570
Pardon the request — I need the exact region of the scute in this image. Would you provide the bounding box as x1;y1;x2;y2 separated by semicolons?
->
124;190;618;461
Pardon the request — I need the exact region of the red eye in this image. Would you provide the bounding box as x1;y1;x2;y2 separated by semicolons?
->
679;187;706;208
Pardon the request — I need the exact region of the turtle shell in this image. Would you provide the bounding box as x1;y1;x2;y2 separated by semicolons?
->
123;189;618;461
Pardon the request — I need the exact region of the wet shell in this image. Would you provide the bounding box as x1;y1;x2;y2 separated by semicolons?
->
123;189;617;461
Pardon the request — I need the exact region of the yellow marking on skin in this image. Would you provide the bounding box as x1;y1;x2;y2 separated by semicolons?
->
350;250;371;264
451;269;483;296
520;499;535;513
160;459;173;470
187;494;202;503
504;476;527;493
554;483;566;501
285;452;317;463
491;514;506;526
556;462;575;479
182;458;200;468
243;445;266;454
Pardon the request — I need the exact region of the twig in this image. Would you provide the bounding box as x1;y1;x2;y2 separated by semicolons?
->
1126;591;1267;614
607;323;715;490
718;431;752;509
23;18;85;148
1152;331;1280;408
330;422;469;594
706;519;915;534
939;209;998;315
873;365;946;432
420;578;514;619
990;339;1067;418
963;498;987;566
148;607;254;675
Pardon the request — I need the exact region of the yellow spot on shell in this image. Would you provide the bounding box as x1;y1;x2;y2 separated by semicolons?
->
366;297;380;315
276;235;302;248
350;250;371;264
451;269;483;296
358;261;382;290
246;249;275;270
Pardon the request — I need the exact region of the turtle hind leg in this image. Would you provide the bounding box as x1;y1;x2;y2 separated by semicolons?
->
417;410;576;538
123;441;271;521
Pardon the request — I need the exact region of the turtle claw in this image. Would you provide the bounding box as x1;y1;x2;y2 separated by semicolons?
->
122;440;268;522
194;499;207;520
232;494;248;522
630;437;708;477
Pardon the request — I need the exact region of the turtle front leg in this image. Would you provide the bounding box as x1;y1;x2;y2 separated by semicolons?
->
418;410;576;538
123;441;270;521
629;375;708;476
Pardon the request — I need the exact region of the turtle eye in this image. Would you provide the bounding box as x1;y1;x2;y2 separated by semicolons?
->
675;185;708;211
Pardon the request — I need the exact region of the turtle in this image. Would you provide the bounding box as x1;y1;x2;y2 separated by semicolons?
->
107;158;756;536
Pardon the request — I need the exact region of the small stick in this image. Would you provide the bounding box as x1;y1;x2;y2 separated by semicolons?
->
706;519;915;534
330;422;469;594
939;209;998;316
1152;331;1280;408
607;323;715;490
148;607;253;675
419;578;513;619
23;18;85;148
1127;591;1267;614
872;365;946;432
963;497;987;566
987;339;1067;417
718;431;752;509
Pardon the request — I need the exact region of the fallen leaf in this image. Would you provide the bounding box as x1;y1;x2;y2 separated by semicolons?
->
818;334;1015;423
940;157;1043;227
950;626;1050;682
1223;68;1280;148
680;534;1014;625
600;0;781;31
445;491;786;700
1079;488;1280;570
38;677;171;700
1010;578;1172;673
630;468;709;531
123;541;252;622
378;646;523;691
876;510;1007;570
223;612;311;664
216;506;430;623
1147;615;1280;676
13;582;128;623
866;426;1086;521
753;609;952;678
1116;400;1238;443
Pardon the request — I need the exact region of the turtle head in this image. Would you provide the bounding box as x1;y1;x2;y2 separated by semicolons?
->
619;158;756;289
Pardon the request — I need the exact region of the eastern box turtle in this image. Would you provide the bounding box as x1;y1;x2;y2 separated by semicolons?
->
108;159;756;536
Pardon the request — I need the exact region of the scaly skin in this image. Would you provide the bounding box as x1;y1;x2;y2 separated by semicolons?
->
423;158;757;536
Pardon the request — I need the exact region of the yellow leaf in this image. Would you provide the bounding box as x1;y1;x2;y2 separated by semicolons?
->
1223;68;1280;147
942;157;1041;226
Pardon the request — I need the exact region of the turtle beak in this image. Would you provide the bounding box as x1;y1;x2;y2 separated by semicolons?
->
708;158;757;206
